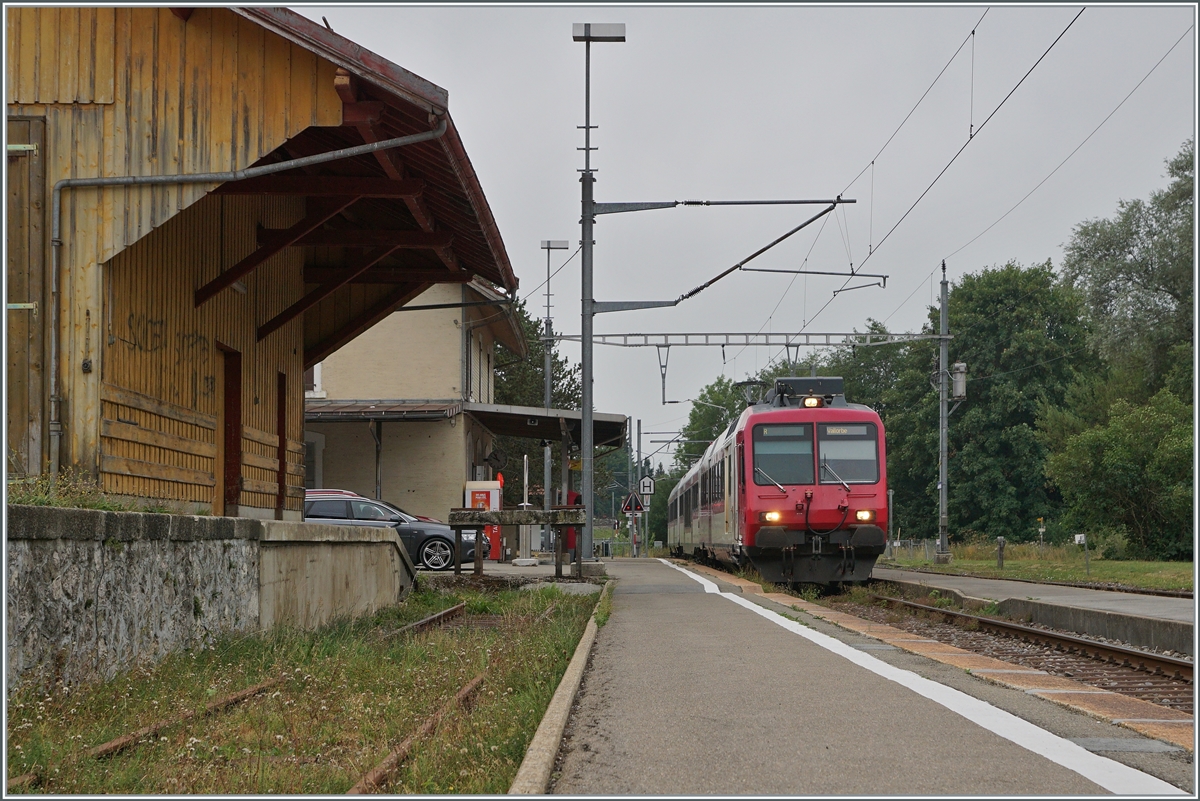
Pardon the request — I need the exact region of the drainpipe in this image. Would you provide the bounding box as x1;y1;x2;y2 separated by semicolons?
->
369;420;383;500
47;118;448;480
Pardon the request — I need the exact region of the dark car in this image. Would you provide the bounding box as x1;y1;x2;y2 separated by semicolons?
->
303;490;487;570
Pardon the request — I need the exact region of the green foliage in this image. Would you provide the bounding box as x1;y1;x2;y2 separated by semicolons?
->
492;298;582;506
881;261;1094;542
673;376;746;469
1045;389;1193;560
1061;140;1193;390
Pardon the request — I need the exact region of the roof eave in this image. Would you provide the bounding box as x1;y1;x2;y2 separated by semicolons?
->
232;7;448;113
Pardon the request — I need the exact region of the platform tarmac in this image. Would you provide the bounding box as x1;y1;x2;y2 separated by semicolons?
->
871;566;1194;655
547;559;1190;795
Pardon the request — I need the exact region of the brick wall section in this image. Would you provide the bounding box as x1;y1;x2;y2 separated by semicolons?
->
6;505;415;690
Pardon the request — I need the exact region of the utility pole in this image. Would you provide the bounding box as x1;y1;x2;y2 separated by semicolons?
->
936;261;951;563
541;240;567;551
574;22;627;566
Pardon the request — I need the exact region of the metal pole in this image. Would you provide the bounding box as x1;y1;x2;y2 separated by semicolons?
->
627;419;634;552
543;245;554;551
580;36;596;565
937;261;950;561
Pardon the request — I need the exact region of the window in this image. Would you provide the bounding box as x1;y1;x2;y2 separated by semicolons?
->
351;500;392;521
818;423;879;484
752;424;814;486
306;499;348;519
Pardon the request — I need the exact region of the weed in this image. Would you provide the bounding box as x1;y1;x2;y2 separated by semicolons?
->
593;585;613;627
6;586;593;794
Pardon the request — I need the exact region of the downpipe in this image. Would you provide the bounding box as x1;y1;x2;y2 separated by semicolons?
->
46;118;448;480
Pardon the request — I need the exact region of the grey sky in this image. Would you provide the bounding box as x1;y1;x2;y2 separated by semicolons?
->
299;4;1195;466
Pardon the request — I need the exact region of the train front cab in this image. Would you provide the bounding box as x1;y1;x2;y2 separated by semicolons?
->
740;397;887;586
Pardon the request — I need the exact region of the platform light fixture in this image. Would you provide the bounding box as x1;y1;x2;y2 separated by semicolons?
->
574;22;625;569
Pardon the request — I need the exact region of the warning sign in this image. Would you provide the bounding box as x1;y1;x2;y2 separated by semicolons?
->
621;492;645;514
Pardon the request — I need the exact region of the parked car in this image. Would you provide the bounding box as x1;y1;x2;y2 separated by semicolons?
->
303;489;487;570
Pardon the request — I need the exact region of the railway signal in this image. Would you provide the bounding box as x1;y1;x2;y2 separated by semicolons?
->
639;476;655;496
622;492;645;514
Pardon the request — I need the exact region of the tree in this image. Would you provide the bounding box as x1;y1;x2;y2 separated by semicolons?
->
875;262;1096;542
673;375;747;470
1045;389;1193;560
1061;140;1193;391
493;298;582;506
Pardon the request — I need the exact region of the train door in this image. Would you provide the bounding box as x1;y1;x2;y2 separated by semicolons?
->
735;438;745;543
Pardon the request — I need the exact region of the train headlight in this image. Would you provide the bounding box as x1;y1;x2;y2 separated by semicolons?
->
760;511;782;523
803;397;822;408
855;509;875;523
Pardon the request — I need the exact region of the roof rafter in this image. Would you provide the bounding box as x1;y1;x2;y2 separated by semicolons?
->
258;246;401;341
195;195;358;306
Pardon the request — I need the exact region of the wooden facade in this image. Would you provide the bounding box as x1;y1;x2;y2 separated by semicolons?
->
6;7;518;518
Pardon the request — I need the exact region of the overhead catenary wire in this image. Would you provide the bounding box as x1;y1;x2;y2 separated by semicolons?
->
840;7;991;196
883;19;1192;325
790;6;1088;353
740;8;992;369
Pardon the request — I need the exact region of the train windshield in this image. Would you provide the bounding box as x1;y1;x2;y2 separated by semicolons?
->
752;424;813;485
818;423;879;483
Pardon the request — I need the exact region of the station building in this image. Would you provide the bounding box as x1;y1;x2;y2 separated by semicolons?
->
303;280;628;529
5;7;516;518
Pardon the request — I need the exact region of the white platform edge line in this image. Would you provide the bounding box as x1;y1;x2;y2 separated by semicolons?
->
660;559;1185;797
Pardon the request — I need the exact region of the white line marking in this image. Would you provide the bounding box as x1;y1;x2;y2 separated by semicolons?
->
660;559;1185;796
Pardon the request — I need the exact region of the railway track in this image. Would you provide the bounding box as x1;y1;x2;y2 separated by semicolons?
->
827;594;1193;716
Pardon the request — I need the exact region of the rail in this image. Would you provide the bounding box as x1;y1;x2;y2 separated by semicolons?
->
869;594;1193;682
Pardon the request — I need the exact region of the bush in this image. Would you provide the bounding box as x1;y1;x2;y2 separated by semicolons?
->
1046;389;1193;560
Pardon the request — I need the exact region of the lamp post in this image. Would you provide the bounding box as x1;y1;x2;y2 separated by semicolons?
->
541;239;568;550
574;22;625;565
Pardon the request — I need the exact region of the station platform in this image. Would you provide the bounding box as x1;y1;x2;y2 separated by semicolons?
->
871;566;1194;655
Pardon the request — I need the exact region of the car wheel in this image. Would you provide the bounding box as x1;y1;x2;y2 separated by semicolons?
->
420;538;454;571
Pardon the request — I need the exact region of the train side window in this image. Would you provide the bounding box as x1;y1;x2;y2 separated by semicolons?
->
738;442;745;488
752;424;814;485
818;423;879;483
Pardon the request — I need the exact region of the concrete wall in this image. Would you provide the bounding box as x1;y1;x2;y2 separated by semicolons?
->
6;505;415;690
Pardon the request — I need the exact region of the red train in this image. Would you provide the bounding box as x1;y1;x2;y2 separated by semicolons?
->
667;376;888;586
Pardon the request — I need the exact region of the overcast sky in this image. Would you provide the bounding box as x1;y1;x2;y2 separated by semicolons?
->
299;4;1195;467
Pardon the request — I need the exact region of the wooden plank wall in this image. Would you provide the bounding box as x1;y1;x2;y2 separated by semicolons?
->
5;6;340;490
102;193;307;512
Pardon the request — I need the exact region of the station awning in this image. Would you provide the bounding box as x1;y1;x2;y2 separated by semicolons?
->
305;399;462;421
462;402;627;449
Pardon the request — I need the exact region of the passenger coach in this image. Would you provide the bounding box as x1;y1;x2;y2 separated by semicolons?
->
667;377;887;586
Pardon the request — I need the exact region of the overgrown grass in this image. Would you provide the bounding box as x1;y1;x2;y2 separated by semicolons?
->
6;469;180;514
883;544;1192;591
593;584;613;627
6;584;595;794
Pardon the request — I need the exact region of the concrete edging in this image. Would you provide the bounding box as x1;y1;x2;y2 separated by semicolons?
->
508;579;613;794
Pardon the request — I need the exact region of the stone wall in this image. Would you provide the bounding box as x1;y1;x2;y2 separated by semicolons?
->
6;506;415;690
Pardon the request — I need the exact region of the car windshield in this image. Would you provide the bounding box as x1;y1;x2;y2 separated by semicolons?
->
373;499;419;523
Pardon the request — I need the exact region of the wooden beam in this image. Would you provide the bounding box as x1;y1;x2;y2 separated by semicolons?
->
263;229;453;248
257;247;400;341
213;176;424;197
195;196;358;306
334;68;359;104
304;267;475;285
341;102;386;126
304;283;433;368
